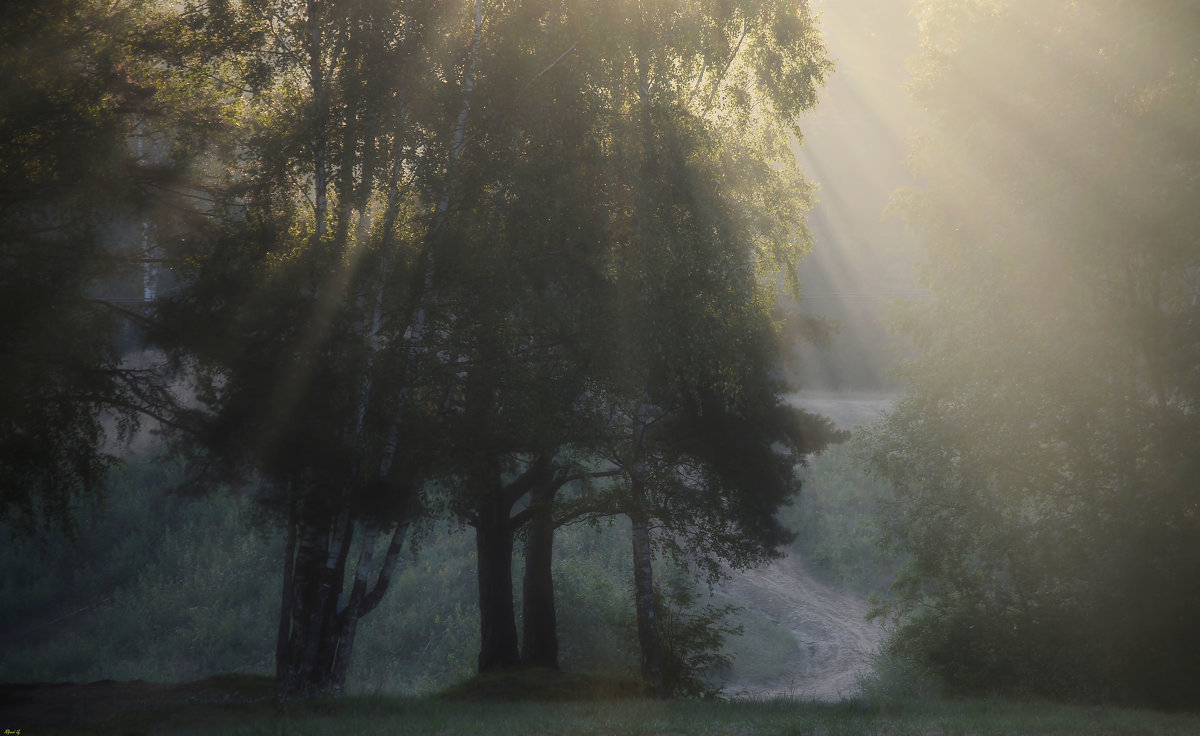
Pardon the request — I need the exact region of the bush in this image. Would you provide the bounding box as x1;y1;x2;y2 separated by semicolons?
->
641;566;742;699
0;455;280;683
782;439;901;597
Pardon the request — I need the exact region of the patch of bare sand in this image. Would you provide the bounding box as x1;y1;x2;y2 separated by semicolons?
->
787;392;896;433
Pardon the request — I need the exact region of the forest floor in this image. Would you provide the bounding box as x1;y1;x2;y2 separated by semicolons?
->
717;551;882;701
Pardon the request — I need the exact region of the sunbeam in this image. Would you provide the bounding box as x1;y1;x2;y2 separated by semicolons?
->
786;0;922;392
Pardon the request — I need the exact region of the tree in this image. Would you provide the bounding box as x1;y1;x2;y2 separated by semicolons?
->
591;0;833;694
422;0;836;686
158;0;469;698
868;0;1200;706
162;0;835;696
0;0;210;534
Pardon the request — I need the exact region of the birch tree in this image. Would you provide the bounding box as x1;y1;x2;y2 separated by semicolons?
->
164;0;836;697
161;0;475;698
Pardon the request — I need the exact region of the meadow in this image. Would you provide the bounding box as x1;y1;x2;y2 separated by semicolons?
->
7;673;1200;736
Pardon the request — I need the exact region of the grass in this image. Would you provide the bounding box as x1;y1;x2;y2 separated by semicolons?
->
721;606;800;685
8;673;1200;735
439;667;645;701
76;696;1200;736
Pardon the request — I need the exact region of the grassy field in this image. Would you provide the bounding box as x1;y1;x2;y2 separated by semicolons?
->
53;696;1200;736
5;675;1200;735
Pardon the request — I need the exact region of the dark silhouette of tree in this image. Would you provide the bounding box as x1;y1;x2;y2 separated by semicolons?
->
0;0;212;534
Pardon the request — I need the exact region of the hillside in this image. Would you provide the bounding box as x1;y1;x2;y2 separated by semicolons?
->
715;392;894;700
717;551;882;700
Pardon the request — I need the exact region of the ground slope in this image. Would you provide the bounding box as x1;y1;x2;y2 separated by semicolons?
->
715;392;894;700
717;552;882;701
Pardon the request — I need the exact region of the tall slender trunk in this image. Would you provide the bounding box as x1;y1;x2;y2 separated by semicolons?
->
628;24;663;694
476;488;520;672
279;515;327;698
331;519;410;694
327;519;379;697
308;0;328;241
312;514;354;691
521;476;559;669
291;511;351;693
275;496;299;689
631;508;665;698
402;0;481;407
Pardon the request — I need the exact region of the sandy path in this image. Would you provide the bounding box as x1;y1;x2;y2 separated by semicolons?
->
786;392;896;432
715;553;882;701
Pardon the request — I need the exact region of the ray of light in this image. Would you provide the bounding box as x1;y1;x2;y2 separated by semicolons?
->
786;0;922;392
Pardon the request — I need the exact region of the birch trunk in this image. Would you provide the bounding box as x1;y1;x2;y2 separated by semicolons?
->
329;519;410;693
631;508;665;698
312;514;353;691
278;517;326;698
326;519;379;697
275;497;298;689
307;0;328;241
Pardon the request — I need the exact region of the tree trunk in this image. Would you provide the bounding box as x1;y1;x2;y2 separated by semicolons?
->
330;520;410;694
521;476;559;669
476;492;521;672
312;514;354;691
307;0;328;241
277;508;412;699
275;496;298;689
297;511;350;693
275;507;356;699
328;520;379;697
277;515;327;698
631;509;665;698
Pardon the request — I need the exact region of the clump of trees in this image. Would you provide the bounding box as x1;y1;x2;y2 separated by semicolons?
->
868;0;1200;707
0;0;211;533
1;0;839;700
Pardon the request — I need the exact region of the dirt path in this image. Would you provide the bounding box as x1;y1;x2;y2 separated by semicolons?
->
709;392;892;701
716;553;882;701
787;391;896;432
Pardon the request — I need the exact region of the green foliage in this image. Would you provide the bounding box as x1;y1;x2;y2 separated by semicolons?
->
0;0;205;534
0;458;641;695
655;578;743;699
551;520;639;677
872;0;1200;707
615;564;744;699
782;439;901;597
0;457;279;683
347;527;480;694
718;606;799;688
